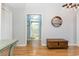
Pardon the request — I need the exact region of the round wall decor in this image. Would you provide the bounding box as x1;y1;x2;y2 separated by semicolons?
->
51;16;62;27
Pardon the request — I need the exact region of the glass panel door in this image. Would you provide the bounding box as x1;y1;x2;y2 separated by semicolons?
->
27;14;41;41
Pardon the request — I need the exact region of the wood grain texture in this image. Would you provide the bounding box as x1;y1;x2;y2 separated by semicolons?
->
13;40;79;56
47;39;68;49
14;46;79;56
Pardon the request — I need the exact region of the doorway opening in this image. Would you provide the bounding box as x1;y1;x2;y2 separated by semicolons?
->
27;14;41;47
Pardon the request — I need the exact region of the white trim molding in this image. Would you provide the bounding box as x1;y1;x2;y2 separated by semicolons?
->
77;44;79;47
41;43;46;46
68;43;77;46
16;44;27;46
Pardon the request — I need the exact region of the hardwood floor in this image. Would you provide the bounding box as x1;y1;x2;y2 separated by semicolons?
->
13;40;79;56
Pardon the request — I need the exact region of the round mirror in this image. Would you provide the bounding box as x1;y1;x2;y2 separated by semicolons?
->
51;16;62;27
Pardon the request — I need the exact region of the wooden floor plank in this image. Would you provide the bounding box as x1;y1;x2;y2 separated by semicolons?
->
13;44;79;56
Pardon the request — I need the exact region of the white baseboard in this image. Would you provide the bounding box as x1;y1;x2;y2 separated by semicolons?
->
68;43;77;46
16;44;27;46
41;43;46;46
77;44;79;47
16;43;79;47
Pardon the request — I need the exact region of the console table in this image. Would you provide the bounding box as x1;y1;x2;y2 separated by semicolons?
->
47;38;68;49
0;39;18;56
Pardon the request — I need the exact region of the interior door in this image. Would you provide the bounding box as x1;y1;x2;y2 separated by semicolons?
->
27;14;41;41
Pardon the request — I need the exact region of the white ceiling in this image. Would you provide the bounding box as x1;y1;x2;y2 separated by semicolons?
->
5;3;64;9
5;3;26;9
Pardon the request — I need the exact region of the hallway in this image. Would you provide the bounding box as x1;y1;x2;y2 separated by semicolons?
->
1;3;79;56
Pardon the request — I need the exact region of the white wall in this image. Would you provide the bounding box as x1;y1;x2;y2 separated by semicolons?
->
77;9;79;46
25;3;76;46
9;3;77;46
0;3;1;40
13;6;26;46
1;4;12;40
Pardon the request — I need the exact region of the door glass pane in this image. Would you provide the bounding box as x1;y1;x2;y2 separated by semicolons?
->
31;22;40;40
